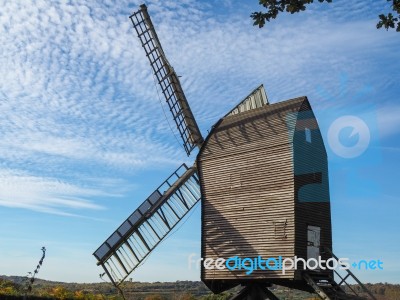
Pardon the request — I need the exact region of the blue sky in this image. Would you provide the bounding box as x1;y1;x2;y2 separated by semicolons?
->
0;0;399;285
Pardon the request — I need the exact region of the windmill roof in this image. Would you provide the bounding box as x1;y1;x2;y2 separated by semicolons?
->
198;96;312;161
218;96;309;130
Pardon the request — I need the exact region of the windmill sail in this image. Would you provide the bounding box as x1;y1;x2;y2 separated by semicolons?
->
93;164;201;285
130;5;203;156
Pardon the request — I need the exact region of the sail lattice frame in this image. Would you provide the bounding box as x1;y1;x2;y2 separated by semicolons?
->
93;164;201;285
129;5;203;156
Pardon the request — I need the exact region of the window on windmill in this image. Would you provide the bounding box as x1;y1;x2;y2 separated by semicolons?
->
305;127;312;143
274;220;287;239
230;173;242;188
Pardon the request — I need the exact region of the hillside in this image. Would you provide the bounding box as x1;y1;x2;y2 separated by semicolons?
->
1;275;399;300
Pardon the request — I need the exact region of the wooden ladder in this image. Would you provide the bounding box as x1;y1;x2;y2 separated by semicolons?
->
303;248;377;300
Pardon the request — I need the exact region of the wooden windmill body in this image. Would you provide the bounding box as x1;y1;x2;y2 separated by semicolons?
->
93;4;377;300
198;90;332;293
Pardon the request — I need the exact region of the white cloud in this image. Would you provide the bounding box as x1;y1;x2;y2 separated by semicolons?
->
0;0;398;218
0;0;398;285
377;105;400;139
0;169;108;216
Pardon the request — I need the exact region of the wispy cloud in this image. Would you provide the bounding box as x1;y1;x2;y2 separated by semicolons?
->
377;105;400;139
0;0;398;217
0;169;110;216
0;0;398;285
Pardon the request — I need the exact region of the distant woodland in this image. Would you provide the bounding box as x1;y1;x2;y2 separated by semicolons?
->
1;276;400;300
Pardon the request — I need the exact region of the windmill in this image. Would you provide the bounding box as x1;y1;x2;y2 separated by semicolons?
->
93;4;377;300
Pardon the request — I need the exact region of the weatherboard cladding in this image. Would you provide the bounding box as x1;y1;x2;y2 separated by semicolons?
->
197;96;332;289
293;100;332;279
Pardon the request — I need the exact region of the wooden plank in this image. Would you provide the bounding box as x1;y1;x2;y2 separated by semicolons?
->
198;96;333;292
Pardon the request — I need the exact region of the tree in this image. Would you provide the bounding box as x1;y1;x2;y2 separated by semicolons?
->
25;246;46;294
74;290;85;299
377;0;400;31
251;0;400;32
50;286;70;299
201;292;233;300
144;295;165;300
179;293;196;300
0;279;19;296
0;286;17;295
